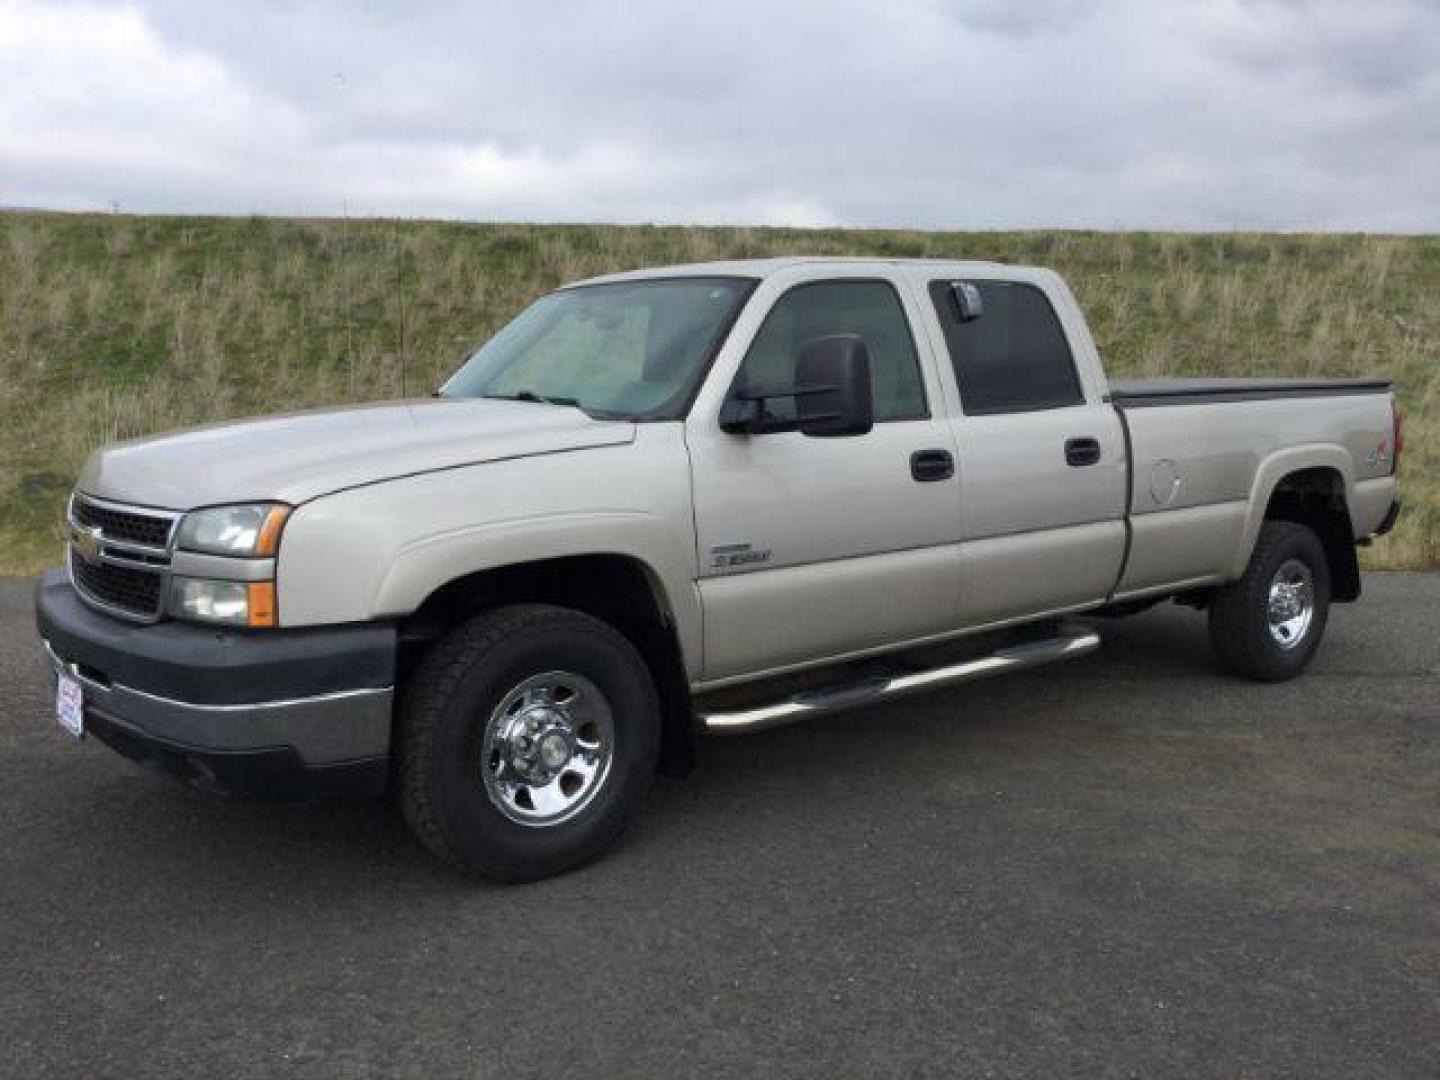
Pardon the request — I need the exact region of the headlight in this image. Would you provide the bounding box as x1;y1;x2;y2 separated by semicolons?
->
175;503;290;557
170;577;277;628
171;502;287;627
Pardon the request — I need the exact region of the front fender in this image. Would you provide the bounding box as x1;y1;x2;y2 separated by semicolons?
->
373;512;702;676
275;438;701;675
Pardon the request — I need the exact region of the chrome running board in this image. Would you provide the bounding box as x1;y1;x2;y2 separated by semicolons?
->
699;622;1100;735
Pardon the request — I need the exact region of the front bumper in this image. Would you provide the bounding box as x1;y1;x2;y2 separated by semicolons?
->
36;569;396;800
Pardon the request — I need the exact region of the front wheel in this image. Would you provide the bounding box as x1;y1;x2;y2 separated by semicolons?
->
398;604;660;882
1208;520;1331;682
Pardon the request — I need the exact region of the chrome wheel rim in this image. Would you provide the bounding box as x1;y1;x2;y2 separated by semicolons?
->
1267;559;1315;650
480;671;615;827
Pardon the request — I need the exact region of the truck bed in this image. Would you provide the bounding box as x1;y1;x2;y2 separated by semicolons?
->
1107;375;1396;601
1110;377;1391;407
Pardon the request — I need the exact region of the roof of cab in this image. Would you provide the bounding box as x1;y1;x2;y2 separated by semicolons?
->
567;256;1011;287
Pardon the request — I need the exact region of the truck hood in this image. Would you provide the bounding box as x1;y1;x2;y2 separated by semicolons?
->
78;397;636;510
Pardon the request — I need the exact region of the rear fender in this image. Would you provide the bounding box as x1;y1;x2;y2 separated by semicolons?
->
1226;446;1354;581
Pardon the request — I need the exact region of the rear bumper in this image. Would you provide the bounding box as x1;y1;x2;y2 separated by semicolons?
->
36;569;395;800
1374;498;1403;538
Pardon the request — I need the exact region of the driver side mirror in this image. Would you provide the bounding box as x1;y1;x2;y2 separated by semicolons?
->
719;334;874;437
793;334;874;437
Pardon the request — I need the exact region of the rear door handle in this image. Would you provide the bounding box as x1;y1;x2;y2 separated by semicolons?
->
911;448;955;482
1065;437;1101;467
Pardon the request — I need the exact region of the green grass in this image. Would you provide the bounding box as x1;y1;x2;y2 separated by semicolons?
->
2;212;1435;574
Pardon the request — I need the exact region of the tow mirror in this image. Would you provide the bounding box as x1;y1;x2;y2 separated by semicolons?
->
951;281;984;322
794;334;873;437
718;333;874;437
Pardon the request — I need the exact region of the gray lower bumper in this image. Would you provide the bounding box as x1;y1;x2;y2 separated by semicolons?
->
42;638;393;766
36;569;396;799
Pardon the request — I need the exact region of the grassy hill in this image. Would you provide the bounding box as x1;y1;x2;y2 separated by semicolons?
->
1;211;1434;574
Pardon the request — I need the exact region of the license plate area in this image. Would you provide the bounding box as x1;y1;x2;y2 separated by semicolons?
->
56;673;84;738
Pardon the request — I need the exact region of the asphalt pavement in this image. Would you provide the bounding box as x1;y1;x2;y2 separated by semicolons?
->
2;575;1437;1079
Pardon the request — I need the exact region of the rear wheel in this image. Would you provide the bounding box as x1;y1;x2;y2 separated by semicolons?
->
398;603;660;882
1208;520;1331;682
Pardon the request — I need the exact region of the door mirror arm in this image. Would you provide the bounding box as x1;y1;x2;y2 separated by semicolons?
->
719;383;840;435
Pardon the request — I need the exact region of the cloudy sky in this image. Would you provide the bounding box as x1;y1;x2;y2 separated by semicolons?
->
1;0;1437;231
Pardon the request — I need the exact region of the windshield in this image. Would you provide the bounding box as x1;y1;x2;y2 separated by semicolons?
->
440;277;754;420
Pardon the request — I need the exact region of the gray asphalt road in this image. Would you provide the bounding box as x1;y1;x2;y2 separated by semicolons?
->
2;576;1437;1079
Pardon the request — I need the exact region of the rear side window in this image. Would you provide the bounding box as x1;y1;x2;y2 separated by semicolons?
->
738;280;928;423
928;280;1084;415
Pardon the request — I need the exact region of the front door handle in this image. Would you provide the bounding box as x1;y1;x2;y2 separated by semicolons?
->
1065;437;1101;467
911;448;955;482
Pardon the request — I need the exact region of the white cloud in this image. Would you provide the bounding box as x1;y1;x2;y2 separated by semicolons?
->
0;0;1436;230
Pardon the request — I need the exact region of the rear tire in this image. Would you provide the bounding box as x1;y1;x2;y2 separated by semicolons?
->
398;603;660;882
1208;521;1331;682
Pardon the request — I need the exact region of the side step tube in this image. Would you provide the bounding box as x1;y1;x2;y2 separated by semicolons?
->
700;622;1100;735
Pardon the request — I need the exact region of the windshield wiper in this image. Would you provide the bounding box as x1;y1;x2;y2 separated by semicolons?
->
483;389;584;409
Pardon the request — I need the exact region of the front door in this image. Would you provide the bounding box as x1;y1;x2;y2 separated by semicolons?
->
686;274;961;683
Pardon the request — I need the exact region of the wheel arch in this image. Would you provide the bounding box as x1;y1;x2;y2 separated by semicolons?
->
1230;449;1360;602
399;553;698;776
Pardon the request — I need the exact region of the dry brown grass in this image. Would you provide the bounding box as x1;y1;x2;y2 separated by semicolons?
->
1;213;1434;573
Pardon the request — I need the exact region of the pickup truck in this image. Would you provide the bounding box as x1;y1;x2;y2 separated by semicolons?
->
37;257;1403;882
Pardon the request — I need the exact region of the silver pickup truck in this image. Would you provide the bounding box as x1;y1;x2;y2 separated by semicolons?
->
37;257;1403;881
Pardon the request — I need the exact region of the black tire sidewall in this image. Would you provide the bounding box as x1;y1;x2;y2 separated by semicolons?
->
1238;524;1332;678
426;614;659;879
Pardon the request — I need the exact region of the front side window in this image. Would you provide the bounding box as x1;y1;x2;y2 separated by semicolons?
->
928;280;1084;415
735;280;928;424
442;277;753;419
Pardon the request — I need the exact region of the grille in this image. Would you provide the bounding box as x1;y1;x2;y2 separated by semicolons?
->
72;497;174;549
71;550;164;618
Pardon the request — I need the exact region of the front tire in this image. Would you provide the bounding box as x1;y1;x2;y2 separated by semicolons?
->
398;604;660;882
1208;520;1331;682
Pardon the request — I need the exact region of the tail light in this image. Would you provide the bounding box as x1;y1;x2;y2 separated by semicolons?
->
1392;399;1404;475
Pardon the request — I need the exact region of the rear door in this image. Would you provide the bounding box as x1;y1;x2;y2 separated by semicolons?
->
918;274;1127;625
686;269;962;683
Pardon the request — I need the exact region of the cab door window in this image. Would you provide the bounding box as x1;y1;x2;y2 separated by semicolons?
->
928;280;1084;415
737;280;928;424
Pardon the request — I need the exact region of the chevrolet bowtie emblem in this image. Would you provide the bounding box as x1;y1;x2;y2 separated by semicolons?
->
71;524;104;563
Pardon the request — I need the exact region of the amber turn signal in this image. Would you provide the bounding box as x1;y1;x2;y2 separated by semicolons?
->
247;581;277;628
255;506;292;557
